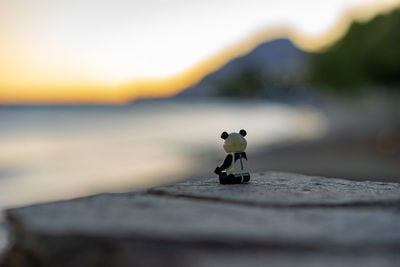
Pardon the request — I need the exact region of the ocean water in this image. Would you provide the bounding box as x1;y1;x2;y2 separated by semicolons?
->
0;99;327;211
0;99;329;254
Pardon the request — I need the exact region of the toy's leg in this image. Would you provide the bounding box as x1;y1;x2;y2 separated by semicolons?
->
219;173;242;184
243;173;250;182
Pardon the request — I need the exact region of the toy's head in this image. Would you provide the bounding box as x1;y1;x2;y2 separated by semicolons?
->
220;129;247;153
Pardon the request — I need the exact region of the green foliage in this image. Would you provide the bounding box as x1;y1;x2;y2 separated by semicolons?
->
309;8;400;92
218;69;264;97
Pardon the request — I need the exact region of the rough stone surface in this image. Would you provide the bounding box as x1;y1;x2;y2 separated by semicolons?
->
5;193;400;246
2;172;400;267
148;172;400;206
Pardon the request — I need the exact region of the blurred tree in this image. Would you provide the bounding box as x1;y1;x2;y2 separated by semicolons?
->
218;69;264;97
309;8;400;92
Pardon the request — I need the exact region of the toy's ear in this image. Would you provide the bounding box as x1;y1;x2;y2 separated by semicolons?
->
239;129;247;137
221;131;229;140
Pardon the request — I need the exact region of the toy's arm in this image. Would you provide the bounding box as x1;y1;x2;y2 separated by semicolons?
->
214;154;233;175
220;154;233;170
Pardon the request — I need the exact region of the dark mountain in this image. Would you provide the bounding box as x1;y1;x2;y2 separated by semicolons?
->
175;38;309;98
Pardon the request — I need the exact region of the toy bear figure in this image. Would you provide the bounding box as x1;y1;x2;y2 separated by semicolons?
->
214;129;250;184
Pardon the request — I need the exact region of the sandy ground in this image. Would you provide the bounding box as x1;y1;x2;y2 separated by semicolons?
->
250;130;400;182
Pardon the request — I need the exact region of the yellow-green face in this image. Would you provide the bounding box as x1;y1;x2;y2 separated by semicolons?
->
223;132;247;153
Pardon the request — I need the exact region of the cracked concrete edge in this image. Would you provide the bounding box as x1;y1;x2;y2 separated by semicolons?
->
2;172;400;267
146;171;400;208
146;187;400;209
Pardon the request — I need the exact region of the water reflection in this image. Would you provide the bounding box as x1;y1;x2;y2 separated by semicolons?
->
0;100;327;210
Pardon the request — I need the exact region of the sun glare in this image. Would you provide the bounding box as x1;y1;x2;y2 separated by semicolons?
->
0;0;399;104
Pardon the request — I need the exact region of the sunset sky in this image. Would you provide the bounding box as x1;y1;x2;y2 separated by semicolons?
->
0;0;399;104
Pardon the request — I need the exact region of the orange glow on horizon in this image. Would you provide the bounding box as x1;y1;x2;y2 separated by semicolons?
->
1;0;399;105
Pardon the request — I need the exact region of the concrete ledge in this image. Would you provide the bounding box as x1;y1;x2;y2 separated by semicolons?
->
148;172;400;207
2;172;400;267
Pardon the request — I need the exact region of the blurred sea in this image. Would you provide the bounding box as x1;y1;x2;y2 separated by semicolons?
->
0;99;327;212
0;98;328;256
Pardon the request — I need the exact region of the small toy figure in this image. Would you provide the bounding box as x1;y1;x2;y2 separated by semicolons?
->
214;129;250;184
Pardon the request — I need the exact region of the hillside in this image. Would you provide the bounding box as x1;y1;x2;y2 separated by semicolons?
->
175;38;309;98
309;8;400;91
